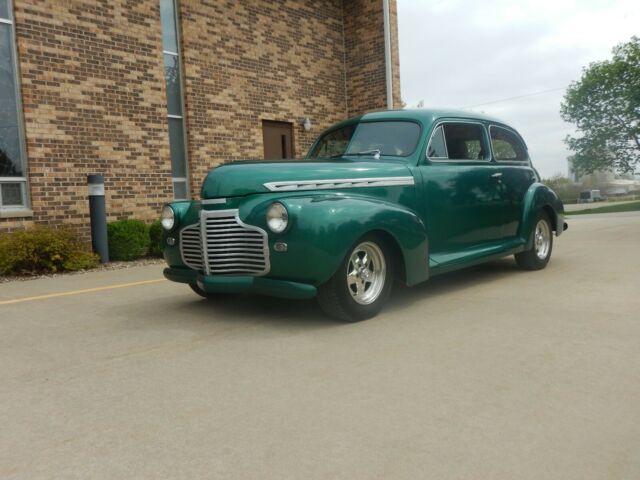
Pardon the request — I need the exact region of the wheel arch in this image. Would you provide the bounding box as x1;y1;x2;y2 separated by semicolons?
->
541;204;558;232
368;229;408;285
263;194;430;287
519;183;566;245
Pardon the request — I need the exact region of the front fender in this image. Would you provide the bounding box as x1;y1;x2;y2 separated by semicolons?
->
246;194;429;287
519;183;565;245
162;201;200;268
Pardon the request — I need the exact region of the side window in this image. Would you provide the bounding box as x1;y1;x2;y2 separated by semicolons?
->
426;126;447;158
490;126;528;161
427;122;490;161
427;123;487;160
443;124;486;160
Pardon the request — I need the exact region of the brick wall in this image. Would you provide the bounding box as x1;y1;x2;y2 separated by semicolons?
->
1;0;401;237
2;0;172;238
179;0;348;197
344;0;401;116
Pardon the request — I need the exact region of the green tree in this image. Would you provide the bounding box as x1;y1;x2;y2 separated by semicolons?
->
561;36;640;176
542;174;580;203
542;173;572;192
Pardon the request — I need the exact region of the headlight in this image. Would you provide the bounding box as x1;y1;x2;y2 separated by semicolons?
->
161;205;175;230
266;202;288;233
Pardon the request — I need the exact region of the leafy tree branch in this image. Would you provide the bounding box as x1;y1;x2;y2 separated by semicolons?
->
561;37;640;176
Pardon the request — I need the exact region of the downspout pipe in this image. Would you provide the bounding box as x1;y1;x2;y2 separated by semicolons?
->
382;0;393;110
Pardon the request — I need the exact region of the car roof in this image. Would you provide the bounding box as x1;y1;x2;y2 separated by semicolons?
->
313;108;527;151
360;108;506;125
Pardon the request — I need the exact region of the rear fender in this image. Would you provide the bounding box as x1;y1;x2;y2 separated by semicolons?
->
519;183;566;247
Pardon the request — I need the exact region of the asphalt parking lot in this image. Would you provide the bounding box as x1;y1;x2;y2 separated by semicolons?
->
1;212;639;479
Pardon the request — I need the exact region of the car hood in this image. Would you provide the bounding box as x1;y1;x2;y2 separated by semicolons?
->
200;159;414;198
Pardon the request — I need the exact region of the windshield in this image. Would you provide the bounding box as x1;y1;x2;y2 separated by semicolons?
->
308;121;421;159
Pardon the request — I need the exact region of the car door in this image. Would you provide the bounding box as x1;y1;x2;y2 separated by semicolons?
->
488;125;537;238
417;121;511;261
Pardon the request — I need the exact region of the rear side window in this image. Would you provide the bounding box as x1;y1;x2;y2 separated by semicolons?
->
490;126;528;161
426;122;487;161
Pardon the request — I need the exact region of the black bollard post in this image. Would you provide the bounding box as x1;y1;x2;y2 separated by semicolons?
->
87;174;109;263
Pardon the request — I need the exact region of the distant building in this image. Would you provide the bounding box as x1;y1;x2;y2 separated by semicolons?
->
0;0;402;237
568;159;615;184
604;179;640;196
568;160;640;195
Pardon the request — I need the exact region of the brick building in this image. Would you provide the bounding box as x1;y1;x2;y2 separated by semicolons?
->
0;0;401;237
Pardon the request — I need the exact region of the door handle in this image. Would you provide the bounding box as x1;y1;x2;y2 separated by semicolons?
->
491;172;503;179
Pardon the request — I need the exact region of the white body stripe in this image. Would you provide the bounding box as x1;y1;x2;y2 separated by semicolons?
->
201;198;227;205
263;176;415;192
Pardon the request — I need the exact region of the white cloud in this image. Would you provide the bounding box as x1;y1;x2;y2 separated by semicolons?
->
398;0;640;177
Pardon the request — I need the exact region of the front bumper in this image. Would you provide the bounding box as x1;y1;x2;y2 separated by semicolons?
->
163;267;317;299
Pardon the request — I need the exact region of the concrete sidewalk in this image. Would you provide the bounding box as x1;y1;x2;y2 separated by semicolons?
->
1;213;639;479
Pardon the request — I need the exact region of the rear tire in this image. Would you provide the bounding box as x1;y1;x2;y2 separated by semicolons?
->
515;211;553;270
317;234;394;322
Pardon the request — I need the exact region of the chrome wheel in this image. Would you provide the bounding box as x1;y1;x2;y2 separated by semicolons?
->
534;219;551;260
347;241;386;305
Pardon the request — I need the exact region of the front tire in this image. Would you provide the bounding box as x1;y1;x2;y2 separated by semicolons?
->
317;235;394;322
515;211;553;270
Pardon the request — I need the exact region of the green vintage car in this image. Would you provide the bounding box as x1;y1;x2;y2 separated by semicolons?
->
161;109;567;321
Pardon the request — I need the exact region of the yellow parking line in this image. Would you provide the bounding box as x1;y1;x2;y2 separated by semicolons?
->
0;278;167;306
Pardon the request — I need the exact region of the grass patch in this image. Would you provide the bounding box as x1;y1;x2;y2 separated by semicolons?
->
566;201;640;215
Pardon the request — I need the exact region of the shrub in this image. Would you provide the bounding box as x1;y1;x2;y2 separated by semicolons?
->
0;227;99;275
107;219;150;261
148;220;163;258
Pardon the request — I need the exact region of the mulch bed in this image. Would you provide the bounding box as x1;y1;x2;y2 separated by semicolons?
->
0;258;165;284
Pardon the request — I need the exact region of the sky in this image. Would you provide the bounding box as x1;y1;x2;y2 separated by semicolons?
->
397;0;640;178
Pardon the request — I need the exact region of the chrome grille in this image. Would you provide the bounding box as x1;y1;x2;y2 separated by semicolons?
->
179;209;269;276
179;223;203;271
202;210;269;275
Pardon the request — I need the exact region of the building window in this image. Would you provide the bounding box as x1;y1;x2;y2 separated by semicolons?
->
160;0;189;200
0;0;29;210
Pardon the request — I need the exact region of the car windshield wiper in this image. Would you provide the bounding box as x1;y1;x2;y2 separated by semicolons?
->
331;149;381;159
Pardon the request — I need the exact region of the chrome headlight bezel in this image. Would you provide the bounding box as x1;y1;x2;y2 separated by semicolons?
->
266;202;289;233
161;205;176;231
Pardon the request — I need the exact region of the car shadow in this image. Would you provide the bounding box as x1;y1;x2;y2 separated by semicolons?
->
386;257;521;313
116;288;336;333
173;293;332;328
116;258;525;332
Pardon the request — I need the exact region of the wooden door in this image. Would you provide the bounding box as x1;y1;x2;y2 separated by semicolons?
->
262;121;294;160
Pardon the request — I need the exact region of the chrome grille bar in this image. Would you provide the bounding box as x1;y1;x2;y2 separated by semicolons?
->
201;209;270;276
179;209;270;276
179;224;204;271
